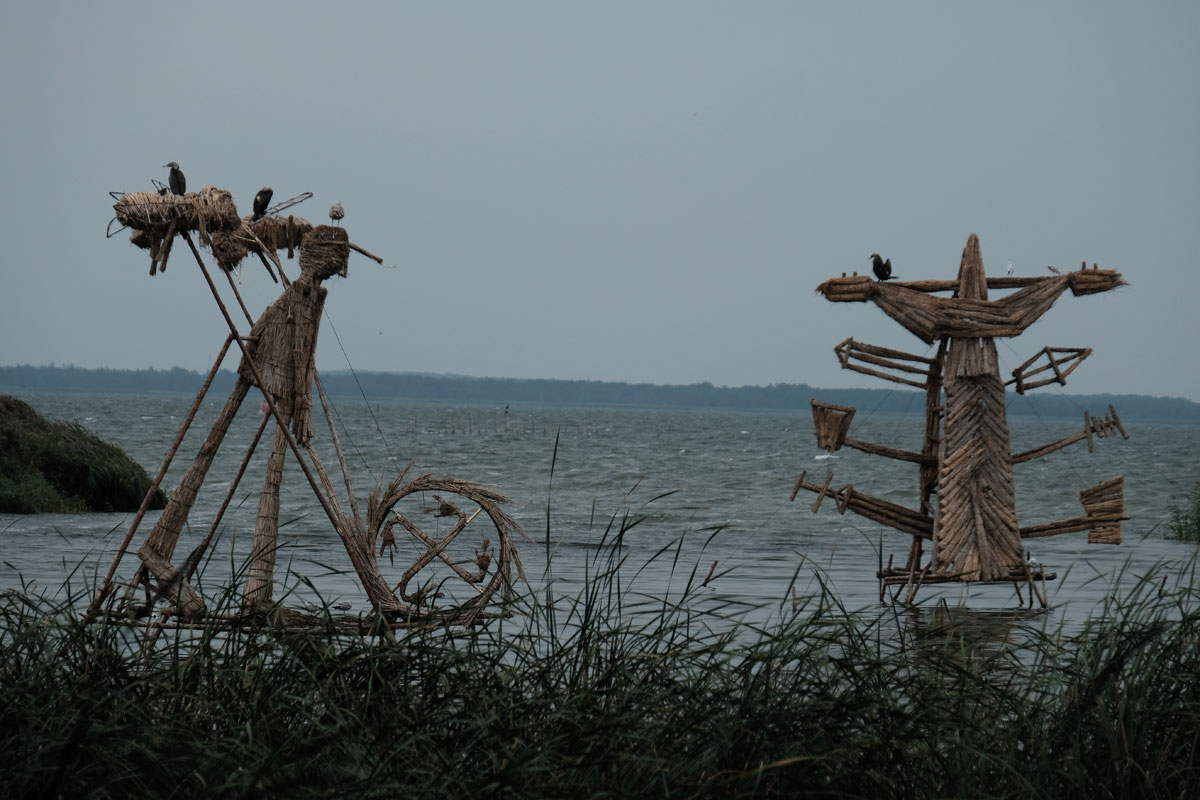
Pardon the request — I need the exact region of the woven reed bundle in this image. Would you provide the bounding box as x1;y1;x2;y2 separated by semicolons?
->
811;400;855;452
928;235;1023;582
367;471;528;622
299;224;351;280
1082;475;1124;544
208;215;316;272
1068;269;1126;296
816;275;875;302
113;186;240;235
250;215;315;255
209;229;249;272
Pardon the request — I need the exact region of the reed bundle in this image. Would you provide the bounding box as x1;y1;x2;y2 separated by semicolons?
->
299;224;351;279
209;215;317;272
810;400;855;452
1083;475;1125;544
113;186;240;235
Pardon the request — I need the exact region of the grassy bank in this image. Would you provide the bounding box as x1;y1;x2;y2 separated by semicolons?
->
0;394;165;514
2;549;1198;799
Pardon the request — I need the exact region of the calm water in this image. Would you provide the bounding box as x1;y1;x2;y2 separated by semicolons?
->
2;390;1198;633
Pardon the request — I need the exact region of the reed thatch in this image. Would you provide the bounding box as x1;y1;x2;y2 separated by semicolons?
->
298;224;350;279
114;186;240;235
210;215;317;272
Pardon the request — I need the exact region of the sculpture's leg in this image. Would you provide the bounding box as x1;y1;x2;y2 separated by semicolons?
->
243;410;291;609
137;377;252;615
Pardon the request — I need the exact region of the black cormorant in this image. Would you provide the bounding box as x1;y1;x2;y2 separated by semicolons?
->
329;201;344;225
252;186;273;221
164;162;186;196
870;253;894;281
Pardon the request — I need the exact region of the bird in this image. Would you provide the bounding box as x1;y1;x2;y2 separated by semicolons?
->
1006;261;1014;276
332;600;352;611
1047;265;1061;275
1024;550;1044;569
329;201;344;225
163;162;186;195
252;186;273;221
869;253;895;281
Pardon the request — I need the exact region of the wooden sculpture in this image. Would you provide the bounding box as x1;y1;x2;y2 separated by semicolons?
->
91;183;524;630
791;234;1128;607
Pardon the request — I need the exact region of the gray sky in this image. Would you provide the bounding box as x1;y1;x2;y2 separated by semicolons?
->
2;2;1197;400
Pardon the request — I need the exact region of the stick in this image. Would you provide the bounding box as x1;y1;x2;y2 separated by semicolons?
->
86;333;235;618
349;242;383;263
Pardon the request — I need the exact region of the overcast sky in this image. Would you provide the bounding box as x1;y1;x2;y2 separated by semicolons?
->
2;2;1197;401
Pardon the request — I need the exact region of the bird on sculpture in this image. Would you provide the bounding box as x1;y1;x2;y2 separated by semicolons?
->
870;253;895;281
252;186;273;221
1047;265;1061;275
164;162;186;196
329;201;344;225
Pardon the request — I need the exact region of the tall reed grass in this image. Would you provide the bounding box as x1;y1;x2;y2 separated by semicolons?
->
3;525;1199;798
1166;479;1200;543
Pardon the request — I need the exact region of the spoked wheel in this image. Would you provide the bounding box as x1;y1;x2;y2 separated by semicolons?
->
370;473;526;624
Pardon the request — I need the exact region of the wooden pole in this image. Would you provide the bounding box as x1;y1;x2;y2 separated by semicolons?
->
86;333;234;617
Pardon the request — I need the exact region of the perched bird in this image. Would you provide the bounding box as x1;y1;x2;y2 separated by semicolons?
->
1047;265;1061;275
1006;261;1014;276
332;600;352;611
870;253;895;281
1024;550;1043;569
252;186;273;221
164;161;186;195
329;201;344;225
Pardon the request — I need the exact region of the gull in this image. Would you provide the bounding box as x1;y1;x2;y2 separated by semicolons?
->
329;201;344;225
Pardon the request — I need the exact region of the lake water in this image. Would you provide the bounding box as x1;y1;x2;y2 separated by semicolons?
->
2;390;1198;635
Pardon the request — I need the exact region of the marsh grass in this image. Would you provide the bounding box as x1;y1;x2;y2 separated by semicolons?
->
1166;479;1200;543
3;524;1200;797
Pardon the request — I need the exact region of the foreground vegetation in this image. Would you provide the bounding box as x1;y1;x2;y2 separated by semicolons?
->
2;550;1198;799
1167;479;1200;542
0;394;165;514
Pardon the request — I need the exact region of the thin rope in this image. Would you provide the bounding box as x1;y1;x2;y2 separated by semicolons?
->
322;308;398;482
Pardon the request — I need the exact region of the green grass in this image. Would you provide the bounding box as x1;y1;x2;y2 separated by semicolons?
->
2;540;1199;798
0;394;166;514
1166;479;1200;543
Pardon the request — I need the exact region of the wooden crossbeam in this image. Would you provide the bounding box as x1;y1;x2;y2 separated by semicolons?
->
1008;346;1092;393
1012;405;1128;463
834;337;931;389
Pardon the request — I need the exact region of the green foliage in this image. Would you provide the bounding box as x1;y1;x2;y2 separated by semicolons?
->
1166;480;1200;542
0;395;165;514
2;554;1199;798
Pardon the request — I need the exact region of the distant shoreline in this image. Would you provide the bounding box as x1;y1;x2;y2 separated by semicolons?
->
3;364;1199;422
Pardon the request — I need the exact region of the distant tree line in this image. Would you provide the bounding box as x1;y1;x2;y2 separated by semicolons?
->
3;363;1199;422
